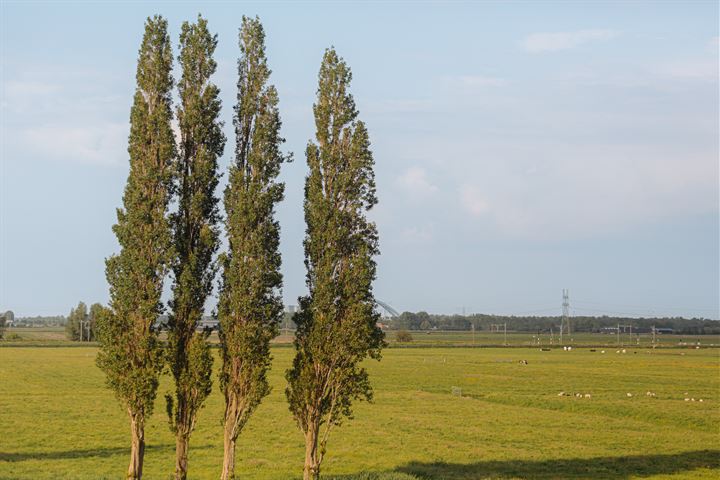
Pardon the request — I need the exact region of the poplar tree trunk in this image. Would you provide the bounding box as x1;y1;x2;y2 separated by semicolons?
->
303;421;320;480
175;432;189;480
220;418;237;480
221;393;240;480
128;411;145;480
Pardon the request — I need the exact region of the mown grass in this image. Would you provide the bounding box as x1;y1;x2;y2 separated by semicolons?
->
4;327;718;348
0;347;717;479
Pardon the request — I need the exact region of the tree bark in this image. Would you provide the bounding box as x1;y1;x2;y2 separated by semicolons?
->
220;418;237;480
128;410;145;480
175;432;189;480
303;421;320;480
221;393;240;480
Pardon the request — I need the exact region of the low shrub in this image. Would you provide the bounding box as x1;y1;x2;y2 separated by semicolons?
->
395;330;413;343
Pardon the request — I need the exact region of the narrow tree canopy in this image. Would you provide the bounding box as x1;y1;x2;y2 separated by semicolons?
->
95;14;175;480
166;14;225;480
286;47;384;480
218;15;289;480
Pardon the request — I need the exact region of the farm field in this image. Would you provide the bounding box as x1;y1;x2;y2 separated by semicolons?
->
0;346;718;480
4;327;718;349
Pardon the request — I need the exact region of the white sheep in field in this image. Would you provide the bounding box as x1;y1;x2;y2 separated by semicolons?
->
685;398;690;401
584;394;591;399
627;393;633;397
601;350;605;354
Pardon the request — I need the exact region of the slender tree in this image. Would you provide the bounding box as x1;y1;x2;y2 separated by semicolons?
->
65;301;87;341
285;48;384;480
96;15;175;480
218;16;289;480
165;15;225;480
88;302;105;341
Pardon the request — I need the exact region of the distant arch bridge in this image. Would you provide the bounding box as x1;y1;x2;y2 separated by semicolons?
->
375;300;399;318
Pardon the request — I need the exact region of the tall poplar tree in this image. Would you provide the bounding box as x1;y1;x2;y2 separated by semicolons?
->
96;15;175;480
65;301;87;341
217;16;288;480
285;48;384;480
165;15;225;480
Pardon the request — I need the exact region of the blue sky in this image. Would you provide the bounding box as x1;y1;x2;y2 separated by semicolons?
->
1;1;718;318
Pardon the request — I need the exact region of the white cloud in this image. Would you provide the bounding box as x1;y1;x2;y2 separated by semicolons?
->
522;29;618;53
396;167;438;198
4;80;60;98
450;141;718;238
17;123;127;166
454;75;506;87
366;99;433;115
400;224;435;243
460;185;490;216
659;58;718;81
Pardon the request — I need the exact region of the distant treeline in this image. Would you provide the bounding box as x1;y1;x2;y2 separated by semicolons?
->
387;312;720;335
11;311;720;335
13;316;66;327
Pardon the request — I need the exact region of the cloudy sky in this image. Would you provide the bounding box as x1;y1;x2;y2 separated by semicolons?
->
1;1;718;318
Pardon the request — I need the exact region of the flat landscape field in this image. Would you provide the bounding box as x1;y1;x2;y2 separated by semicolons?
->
4;327;719;349
0;346;717;479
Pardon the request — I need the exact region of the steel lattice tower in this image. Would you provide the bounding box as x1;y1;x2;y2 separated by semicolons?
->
562;289;571;335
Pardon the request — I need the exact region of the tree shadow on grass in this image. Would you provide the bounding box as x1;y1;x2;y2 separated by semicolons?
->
394;450;720;479
0;444;211;463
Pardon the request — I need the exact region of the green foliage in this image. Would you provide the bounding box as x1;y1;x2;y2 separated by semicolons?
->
87;303;105;342
394;330;413;343
217;15;288;464
65;301;87;341
286;48;384;478
96;12;174;429
391;312;720;334
165;16;224;473
65;302;104;341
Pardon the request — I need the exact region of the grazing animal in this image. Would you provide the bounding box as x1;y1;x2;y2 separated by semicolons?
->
584;394;591;399
626;393;633;397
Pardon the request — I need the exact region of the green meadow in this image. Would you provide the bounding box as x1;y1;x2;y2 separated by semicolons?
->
0;346;717;479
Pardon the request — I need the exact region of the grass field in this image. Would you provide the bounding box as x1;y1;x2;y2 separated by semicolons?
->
4;327;719;349
0;346;718;479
